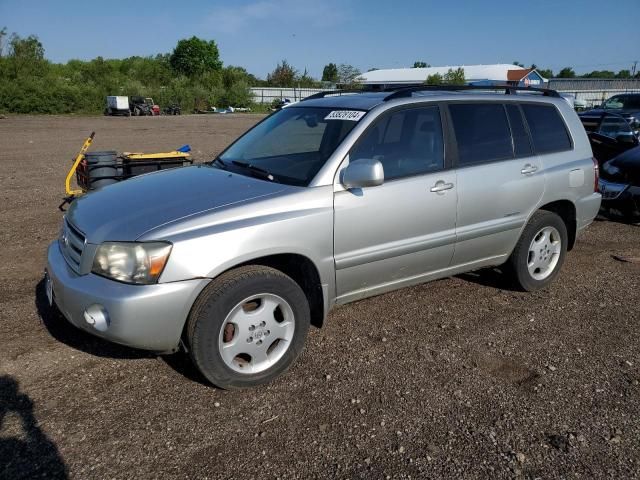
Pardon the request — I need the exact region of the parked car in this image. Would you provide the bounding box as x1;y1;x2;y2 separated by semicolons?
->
599;145;640;221
45;86;601;389
579;93;640;133
579;111;639;165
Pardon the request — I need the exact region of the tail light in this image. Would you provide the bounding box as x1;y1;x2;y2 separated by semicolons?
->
592;157;599;193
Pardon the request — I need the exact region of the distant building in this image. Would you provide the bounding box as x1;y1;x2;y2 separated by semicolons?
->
359;64;547;89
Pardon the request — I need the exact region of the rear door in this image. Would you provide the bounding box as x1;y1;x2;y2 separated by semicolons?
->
333;105;457;302
448;102;545;266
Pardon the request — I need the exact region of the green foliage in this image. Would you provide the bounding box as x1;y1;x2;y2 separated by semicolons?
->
321;63;338;83
267;60;297;87
444;67;465;85
413;61;430;68
0;31;256;114
425;73;443;85
169;36;222;78
537;68;553;79
556;67;576;78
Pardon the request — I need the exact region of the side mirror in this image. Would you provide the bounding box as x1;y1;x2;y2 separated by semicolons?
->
342;158;384;189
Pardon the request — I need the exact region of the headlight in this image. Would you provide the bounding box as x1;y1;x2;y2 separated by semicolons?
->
603;162;620;176
92;242;172;284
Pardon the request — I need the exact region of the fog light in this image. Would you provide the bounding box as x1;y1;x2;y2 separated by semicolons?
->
84;304;110;332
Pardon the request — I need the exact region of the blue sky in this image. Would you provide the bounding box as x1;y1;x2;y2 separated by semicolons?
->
1;0;638;78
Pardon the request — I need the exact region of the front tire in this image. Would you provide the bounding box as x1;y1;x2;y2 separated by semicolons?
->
186;265;310;389
506;210;568;291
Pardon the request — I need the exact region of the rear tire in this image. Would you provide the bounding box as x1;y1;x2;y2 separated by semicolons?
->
187;265;310;389
505;210;568;291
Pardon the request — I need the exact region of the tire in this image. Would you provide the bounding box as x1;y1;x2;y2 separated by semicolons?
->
186;265;310;389
505;210;568;292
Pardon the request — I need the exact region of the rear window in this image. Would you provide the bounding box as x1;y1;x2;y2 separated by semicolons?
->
522;104;572;154
449;103;513;165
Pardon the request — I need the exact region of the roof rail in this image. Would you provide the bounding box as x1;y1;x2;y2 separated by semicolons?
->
383;84;561;101
301;89;367;101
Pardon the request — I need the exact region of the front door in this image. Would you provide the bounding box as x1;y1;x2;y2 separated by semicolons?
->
333;105;457;303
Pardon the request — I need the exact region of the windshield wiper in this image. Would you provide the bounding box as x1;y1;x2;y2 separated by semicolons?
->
213;157;227;169
231;160;275;181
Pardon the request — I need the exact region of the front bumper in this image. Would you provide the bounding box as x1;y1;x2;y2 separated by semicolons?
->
46;241;209;352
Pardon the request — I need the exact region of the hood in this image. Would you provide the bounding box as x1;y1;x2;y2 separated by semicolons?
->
67;165;287;243
603;146;640;186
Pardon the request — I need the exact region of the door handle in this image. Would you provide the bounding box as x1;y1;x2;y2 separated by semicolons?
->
430;181;454;193
521;164;538;175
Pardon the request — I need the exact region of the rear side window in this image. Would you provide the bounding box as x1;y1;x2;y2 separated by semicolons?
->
449;103;513;165
505;104;532;157
522;104;572;154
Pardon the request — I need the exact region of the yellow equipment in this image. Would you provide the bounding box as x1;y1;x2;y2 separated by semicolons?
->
59;132;192;211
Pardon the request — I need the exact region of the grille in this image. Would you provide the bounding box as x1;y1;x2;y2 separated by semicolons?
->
59;219;86;273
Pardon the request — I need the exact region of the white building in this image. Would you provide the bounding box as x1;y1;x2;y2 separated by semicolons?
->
359;64;547;88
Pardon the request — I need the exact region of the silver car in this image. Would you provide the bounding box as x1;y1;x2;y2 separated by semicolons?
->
46;86;602;388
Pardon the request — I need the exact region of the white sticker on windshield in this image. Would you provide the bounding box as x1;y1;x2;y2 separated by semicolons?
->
324;110;366;121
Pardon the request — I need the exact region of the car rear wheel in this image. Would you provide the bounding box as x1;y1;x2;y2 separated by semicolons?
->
186;265;310;389
506;210;568;291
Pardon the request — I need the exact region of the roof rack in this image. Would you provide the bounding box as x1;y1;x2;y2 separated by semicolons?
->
301;89;368;101
383;84;561;101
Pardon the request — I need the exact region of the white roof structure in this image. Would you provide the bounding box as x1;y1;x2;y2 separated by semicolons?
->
359;64;530;85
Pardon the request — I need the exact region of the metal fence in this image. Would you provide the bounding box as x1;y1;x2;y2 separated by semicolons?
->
549;79;640;108
250;87;336;104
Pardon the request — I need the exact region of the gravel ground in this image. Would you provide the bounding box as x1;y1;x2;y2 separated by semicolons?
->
0;115;639;480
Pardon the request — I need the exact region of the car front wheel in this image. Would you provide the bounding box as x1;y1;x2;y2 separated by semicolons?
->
506;210;568;291
186;265;310;389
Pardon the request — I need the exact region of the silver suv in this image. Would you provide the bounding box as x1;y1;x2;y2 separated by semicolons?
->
46;86;601;388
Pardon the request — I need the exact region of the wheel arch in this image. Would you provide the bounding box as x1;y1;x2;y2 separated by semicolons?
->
537;199;577;250
196;253;326;329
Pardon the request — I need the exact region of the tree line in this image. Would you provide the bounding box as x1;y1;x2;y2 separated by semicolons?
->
0;26;636;115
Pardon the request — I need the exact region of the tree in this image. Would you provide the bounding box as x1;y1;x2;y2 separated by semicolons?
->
413;61;430;68
337;63;361;86
582;70;615;79
425;73;443;85
321;63;338;83
512;61;525;68
7;33;46;78
444;67;465;85
537;68;553;79
169;36;222;77
556;67;576;78
297;68;317;88
267;59;297;87
616;69;632;79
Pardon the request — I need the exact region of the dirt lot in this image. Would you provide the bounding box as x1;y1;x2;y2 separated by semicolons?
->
0;114;639;479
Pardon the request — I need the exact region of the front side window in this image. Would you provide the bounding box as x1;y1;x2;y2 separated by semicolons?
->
350;106;444;180
449;103;513;165
218;107;362;186
522;104;572;154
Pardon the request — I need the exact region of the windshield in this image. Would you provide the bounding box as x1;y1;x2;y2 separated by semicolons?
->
217;106;364;186
603;95;640;110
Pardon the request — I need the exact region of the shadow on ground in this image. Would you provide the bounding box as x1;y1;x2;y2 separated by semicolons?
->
34;278;210;386
457;267;520;291
0;375;68;479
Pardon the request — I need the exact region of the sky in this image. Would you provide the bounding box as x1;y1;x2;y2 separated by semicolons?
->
1;0;639;78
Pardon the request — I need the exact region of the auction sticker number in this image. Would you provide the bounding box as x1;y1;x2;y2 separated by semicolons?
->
324;110;366;121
